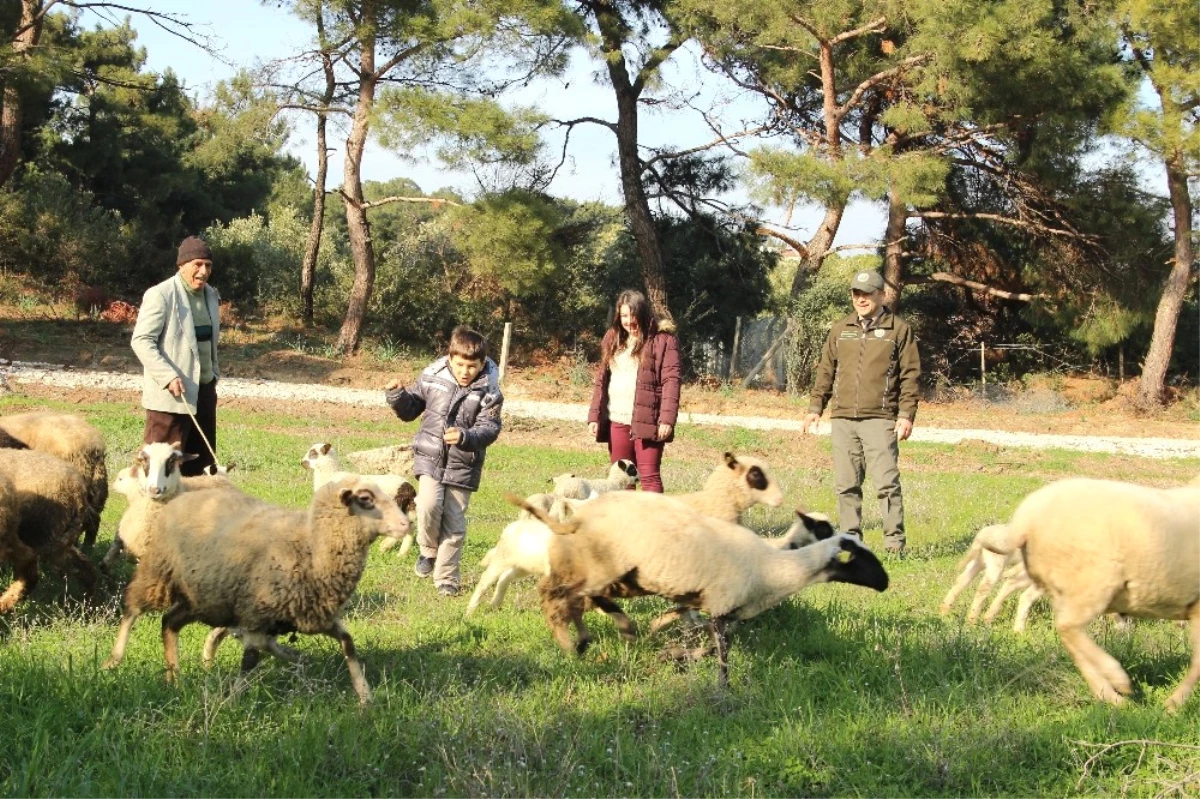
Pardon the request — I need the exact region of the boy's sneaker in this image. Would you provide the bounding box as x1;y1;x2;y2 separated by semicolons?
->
437;583;459;597
414;556;435;578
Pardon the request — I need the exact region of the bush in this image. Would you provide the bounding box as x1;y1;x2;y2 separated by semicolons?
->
203;208;309;312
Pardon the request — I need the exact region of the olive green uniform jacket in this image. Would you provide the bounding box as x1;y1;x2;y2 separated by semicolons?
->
808;308;920;421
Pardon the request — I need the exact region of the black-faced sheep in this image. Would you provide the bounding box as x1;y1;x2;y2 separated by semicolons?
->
0;449;98;611
301;441;417;555
999;477;1200;711
103;476;411;704
552;459;639;499
939;523;1044;632
0;410;108;548
516;491;888;685
673;452;785;523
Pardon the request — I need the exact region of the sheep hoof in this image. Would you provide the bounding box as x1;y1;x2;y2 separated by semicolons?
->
574;637;591;657
100;658;119;671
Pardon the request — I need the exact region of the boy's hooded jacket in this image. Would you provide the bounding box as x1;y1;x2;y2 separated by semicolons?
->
387;356;503;491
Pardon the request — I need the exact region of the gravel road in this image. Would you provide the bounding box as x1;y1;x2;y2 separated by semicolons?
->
4;362;1197;460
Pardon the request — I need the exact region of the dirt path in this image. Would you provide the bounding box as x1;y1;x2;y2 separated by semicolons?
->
5;363;1197;460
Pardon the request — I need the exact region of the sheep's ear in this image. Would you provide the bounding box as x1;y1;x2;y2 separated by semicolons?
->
180;453;200;463
320;442;332;455
135;449;149;466
339;488;355;507
798;510;835;541
169;441;183;451
723;452;740;470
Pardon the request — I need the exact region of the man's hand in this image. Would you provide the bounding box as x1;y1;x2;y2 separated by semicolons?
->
801;412;821;434
167;377;183;398
444;427;463;445
385;378;404;391
588;421;598;438
656;423;673;441
894;418;913;441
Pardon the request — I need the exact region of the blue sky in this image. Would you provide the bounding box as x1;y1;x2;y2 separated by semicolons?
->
96;0;886;246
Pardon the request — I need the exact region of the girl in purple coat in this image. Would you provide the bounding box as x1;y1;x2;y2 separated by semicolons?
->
587;289;682;493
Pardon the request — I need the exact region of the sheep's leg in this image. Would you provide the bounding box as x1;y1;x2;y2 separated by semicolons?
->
100;536;124;571
590;596;638;641
541;583;590;656
1166;603;1200;713
323;620;372;705
981;571;1027;624
264;638;300;662
489;567;525;611
1055;610;1132;705
710;617;730;688
202;627;231;668
394;534;414;558
230;646;263;700
939;556;983;616
648;607;692;635
1010;586;1044;633
104;608;142;669
966;556;1006;623
0;538;38;613
62;545;99;601
161;602;196;685
466;561;505;615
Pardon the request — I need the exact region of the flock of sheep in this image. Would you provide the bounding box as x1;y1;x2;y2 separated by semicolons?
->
0;407;1196;713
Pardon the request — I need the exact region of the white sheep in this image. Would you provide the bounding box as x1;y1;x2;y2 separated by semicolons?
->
551;459;638;499
672;452;785;523
102;442;237;568
515;491;889;685
301;441;417;555
939;524;1044;632
0;448;98;612
997;477;1200;711
103;475;411;705
0;410;108;549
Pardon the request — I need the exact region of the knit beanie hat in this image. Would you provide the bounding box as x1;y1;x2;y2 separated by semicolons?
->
176;236;213;266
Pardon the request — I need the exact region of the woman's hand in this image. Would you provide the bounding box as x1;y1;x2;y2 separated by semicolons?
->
588;421;598;437
656;423;673;441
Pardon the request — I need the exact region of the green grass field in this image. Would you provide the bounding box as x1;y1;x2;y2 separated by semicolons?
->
0;393;1197;798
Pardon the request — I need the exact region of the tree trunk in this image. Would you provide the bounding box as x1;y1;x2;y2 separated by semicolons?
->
788;202;845;298
882;180;907;309
300;23;336;327
0;0;42;188
1136;155;1195;407
335;23;379;356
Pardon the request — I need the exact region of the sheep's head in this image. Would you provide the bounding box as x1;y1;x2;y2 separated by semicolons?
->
610;459;638;481
302;442;336;471
777;509;836;550
816;535;889;592
134;442;197;500
337;477;411;541
716;452;784;509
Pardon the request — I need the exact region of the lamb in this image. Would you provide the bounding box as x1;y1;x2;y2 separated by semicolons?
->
0;410;108;549
0;448;98;612
102;442;237;568
302;441;417;555
516;491;888;685
672;452;785;523
997;477;1200;711
551;459;638;499
103;475;412;705
939;524;1044;632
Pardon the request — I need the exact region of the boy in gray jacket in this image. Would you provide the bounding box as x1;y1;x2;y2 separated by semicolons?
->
386;326;503;596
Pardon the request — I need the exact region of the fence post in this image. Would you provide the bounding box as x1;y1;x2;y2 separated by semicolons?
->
729;316;742;379
498;322;512;384
979;341;986;388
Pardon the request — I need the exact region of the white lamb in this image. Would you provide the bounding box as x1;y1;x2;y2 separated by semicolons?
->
939;524;1044;632
551;459;638;499
302;441;417;555
102;443;235;568
104;475;410;705
996;477;1200;711
515;491;889;685
672;452;785;523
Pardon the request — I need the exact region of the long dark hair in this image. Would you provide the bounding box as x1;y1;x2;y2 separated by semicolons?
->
602;289;655;368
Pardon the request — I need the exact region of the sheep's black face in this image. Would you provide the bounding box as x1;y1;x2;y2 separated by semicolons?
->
798;512;835;541
827;538;889;592
618;459;638;478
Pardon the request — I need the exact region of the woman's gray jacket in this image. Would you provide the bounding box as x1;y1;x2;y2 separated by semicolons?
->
386;357;503;491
